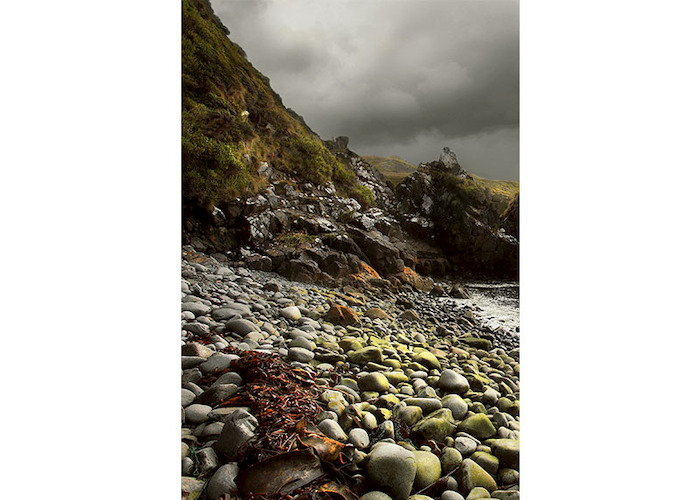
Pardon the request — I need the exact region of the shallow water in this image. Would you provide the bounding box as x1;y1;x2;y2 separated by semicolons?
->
441;281;520;337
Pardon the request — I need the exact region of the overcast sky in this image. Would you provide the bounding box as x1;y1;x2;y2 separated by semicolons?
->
211;0;519;180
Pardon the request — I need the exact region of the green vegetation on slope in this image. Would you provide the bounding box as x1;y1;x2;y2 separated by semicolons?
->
182;0;356;205
363;156;417;186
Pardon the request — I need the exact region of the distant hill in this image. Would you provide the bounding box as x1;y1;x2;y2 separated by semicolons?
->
363;156;417;185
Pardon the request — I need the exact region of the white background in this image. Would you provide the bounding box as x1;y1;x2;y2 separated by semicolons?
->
2;1;699;498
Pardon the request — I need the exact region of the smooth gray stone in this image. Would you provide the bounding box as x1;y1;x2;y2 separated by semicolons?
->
212;372;243;387
183;382;204;397
280;306;302;321
288;337;316;351
197;384;238;406
183;322;210;336
438;369;470;394
181;388;196;407
207;463;240;499
454;436;479;457
199;353;239;374
185;404;212;424
442;394;469;420
348;428;370;449
318;418;348;442
288;347;314;363
225;318;260;335
182;302;211;316
182;356;206;369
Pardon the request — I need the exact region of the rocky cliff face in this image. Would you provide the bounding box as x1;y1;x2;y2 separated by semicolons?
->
395;161;518;279
182;0;518;285
500;192;519;240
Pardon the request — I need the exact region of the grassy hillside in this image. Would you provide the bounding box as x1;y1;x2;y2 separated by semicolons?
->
363;155;417;185
182;0;356;206
471;175;519;212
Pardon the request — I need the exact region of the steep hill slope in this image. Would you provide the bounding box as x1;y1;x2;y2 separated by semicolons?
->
182;0;356;208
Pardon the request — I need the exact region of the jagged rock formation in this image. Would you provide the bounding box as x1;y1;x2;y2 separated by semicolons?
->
438;146;462;175
182;0;518;286
394;156;518;279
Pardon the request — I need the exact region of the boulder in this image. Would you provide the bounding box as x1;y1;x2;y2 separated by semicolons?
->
413;450;441;490
325;304;361;326
456;459;497;494
366;443;417;500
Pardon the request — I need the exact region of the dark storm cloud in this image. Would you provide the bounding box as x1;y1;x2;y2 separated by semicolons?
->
210;0;519;180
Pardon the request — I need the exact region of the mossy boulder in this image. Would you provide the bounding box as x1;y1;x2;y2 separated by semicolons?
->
470;451;499;476
366;443;417;500
348;346;383;365
397;405;423;426
458;414;497;440
413;450;441;490
413;351;441;370
456;459;497;494
358;372;390;393
384;371;410;385
412;408;457;442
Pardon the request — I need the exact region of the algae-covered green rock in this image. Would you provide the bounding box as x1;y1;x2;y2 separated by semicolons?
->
458;414;497;440
412;408;457;442
385;371;410;385
397;405;423;426
349;346;383;364
470;451;499;476
413;351;441;370
359;372;390;393
367;443;417;500
456;459;497;494
440;446;463;473
382;358;402;370
408;496;434;500
463;337;492;350
496;397;513;412
490;439;519;469
469;402;488;414
465;486;491;499
340;338;364;352
413;450;442;490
